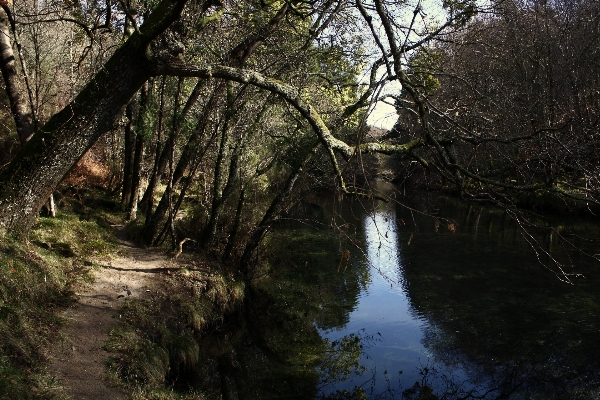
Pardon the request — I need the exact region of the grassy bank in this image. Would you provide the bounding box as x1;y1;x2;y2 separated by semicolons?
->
0;187;247;399
104;260;245;399
0;190;122;399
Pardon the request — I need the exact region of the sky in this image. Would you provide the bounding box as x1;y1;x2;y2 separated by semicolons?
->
366;79;402;130
366;98;397;130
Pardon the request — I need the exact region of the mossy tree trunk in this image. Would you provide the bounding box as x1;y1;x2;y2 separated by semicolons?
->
0;0;205;237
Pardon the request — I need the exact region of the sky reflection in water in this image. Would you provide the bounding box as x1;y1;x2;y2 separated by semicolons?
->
319;204;476;397
262;186;600;399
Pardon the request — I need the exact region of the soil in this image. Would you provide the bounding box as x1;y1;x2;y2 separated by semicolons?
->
48;226;174;400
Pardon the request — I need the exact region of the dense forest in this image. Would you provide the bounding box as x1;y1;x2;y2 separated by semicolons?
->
0;0;598;263
0;0;599;397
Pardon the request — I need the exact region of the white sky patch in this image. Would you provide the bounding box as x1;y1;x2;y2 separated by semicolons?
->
367;99;397;130
366;79;402;130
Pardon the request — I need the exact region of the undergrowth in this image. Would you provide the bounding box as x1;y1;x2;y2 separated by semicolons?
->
105;266;245;399
0;187;122;399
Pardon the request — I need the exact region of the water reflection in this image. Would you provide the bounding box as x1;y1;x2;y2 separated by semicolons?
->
319;194;486;399
226;187;600;399
334;191;598;398
395;194;600;399
364;211;401;283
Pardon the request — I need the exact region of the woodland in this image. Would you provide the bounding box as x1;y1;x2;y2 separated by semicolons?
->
0;0;598;265
0;0;599;397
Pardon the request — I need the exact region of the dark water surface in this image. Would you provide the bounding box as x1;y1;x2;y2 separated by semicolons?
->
247;182;600;399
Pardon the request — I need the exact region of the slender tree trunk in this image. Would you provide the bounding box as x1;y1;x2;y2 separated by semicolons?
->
128;131;145;220
141;77;205;207
46;193;56;218
239;144;317;275
201;95;234;248
122;98;138;206
0;8;34;145
165;122;177;250
142;76;166;218
142;87;223;245
222;186;245;263
127;80;153;220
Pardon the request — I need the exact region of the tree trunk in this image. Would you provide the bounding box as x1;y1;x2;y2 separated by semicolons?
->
222;186;245;263
239;144;317;275
121;98;138;206
141;77;204;208
142;87;222;245
0;0;201;236
127;131;145;220
127;80;153;219
142;76;166;216
201;95;234;248
0;8;34;144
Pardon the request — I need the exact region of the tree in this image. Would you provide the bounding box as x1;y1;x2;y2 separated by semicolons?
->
0;6;35;145
0;0;597;279
390;0;600;208
0;0;198;235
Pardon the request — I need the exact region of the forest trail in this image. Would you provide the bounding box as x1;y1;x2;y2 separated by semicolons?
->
48;226;172;400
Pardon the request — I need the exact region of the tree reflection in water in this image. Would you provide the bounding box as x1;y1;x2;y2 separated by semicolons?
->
220;187;600;399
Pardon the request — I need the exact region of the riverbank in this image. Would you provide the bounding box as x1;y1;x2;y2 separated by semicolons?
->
0;190;124;399
0;189;245;399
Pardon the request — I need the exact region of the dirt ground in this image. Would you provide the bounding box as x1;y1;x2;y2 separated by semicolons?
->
48;226;173;400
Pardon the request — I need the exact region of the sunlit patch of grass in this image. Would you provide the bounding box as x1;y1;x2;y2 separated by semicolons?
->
31;212;120;260
31;186;124;258
0;187;125;399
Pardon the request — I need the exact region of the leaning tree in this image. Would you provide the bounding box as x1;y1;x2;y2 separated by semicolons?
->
0;0;597;274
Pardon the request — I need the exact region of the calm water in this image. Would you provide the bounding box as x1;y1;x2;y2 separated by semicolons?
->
248;182;600;399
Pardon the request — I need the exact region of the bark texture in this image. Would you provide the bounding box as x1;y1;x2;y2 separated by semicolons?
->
0;0;196;236
0;8;34;144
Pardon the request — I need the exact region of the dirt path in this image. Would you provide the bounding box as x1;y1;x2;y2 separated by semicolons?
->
48;226;172;400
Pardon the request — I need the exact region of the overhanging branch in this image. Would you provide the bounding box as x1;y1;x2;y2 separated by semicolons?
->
152;60;428;161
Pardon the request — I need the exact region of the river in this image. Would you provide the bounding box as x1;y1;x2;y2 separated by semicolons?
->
241;182;600;399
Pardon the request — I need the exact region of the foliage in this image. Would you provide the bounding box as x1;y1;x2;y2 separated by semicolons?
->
388;0;600;226
405;49;442;96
